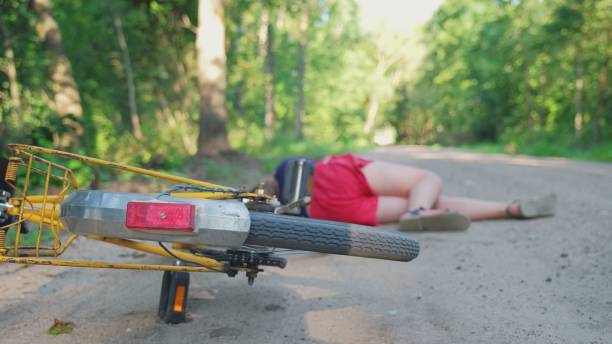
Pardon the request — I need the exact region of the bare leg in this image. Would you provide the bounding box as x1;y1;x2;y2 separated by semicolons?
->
376;196;410;224
362;161;442;211
361;160;447;225
360;160;520;223
434;196;519;220
376;195;519;223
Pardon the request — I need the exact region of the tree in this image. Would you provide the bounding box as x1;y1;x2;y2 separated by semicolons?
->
262;7;276;140
0;15;22;135
0;17;21;120
113;13;144;141
595;39;609;143
362;30;414;134
294;1;309;140
31;0;84;148
196;0;230;157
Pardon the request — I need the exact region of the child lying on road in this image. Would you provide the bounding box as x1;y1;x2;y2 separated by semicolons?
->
269;153;556;231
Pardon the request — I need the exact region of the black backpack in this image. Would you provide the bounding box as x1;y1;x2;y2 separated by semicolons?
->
277;158;315;206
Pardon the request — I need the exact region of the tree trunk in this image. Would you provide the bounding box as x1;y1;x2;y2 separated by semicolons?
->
393;84;410;143
32;0;84;148
196;0;229;157
524;63;534;131
113;14;144;140
401;86;411;143
263;9;276;140
228;9;243;117
363;96;379;134
0;17;22;127
595;57;608;143
294;3;308;140
232;80;244;117
574;45;584;140
363;58;386;134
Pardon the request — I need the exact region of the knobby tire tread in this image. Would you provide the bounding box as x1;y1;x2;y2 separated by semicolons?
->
245;212;419;262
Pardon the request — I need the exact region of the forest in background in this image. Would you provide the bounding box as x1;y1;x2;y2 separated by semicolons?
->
0;0;610;186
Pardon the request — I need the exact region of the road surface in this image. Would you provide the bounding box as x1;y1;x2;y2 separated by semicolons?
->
1;146;611;343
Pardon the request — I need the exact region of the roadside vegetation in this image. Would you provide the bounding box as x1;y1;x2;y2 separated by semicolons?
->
461;142;612;162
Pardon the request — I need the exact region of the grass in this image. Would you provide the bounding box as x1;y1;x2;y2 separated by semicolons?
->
184;137;609;190
40;134;608;193
6;226;55;247
252;136;373;173
459;141;612;162
186;137;373;188
47;319;75;335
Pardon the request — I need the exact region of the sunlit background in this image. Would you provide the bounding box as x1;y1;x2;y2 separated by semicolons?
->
358;0;445;33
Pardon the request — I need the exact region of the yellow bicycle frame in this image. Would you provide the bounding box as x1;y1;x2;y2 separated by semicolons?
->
0;144;268;274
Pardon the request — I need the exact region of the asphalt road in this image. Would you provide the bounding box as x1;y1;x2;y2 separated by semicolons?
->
1;146;611;343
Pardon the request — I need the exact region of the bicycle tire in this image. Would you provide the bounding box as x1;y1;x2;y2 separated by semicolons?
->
245;212;419;262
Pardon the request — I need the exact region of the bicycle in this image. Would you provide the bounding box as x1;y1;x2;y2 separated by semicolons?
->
0;144;419;323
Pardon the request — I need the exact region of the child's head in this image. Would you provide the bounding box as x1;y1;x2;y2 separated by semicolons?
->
261;178;279;196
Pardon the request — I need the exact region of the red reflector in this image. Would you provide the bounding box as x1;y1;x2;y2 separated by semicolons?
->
125;202;195;232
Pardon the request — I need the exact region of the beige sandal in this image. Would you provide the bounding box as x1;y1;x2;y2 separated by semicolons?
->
399;209;471;232
506;193;557;219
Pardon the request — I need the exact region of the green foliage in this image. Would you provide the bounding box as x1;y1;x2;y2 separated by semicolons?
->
6;227;54;247
47;319;75;335
0;0;610;187
462;141;612;162
396;0;611;155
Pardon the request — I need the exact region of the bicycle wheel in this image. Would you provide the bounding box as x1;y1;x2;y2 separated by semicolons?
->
245;212;419;262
